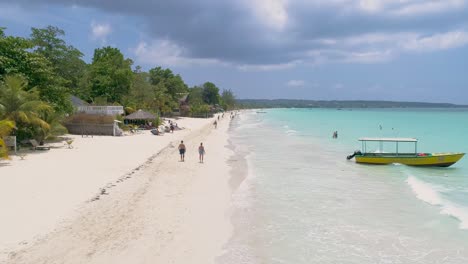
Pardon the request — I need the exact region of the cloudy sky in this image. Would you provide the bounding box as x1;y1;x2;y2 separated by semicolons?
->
1;0;468;103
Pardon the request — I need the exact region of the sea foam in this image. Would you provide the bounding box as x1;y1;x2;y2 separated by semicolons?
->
285;129;297;135
407;176;468;229
406;176;443;205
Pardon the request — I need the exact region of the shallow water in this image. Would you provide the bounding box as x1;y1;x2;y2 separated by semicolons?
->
220;109;468;264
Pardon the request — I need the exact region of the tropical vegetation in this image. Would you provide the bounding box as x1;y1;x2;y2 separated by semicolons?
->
0;25;237;158
0;120;15;158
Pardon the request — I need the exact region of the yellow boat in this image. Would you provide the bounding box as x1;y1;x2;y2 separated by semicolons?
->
347;137;465;167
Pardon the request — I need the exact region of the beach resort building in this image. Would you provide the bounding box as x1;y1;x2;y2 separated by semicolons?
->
66;96;124;136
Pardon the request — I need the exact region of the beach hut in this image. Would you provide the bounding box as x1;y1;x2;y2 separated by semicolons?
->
124;110;156;121
124;110;157;127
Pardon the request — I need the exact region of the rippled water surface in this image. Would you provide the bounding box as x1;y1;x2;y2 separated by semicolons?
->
220;109;468;264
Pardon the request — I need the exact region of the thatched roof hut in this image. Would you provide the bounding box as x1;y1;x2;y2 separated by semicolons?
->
124;110;156;120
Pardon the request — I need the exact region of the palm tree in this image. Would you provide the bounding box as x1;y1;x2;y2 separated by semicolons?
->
0;120;15;158
41;111;68;141
0;75;53;142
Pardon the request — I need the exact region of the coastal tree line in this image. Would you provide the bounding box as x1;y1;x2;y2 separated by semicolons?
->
0;25;237;157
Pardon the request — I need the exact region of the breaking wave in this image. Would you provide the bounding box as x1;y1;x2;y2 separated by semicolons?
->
407;176;468;229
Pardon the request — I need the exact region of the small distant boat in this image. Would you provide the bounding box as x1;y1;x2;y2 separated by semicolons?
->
347;137;464;167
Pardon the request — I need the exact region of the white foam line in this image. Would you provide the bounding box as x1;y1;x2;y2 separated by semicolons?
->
407;176;468;229
441;204;468;229
406;176;443;206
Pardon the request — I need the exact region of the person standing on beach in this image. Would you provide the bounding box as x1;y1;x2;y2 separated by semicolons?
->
198;143;205;163
214;120;217;129
178;140;186;162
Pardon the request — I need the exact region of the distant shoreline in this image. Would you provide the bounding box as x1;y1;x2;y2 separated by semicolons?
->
237;99;468;109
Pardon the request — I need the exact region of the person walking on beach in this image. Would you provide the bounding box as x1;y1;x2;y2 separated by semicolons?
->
198;143;205;163
213;120;217;129
178;140;186;162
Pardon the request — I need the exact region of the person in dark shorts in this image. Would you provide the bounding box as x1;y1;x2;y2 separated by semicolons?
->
198;143;205;163
178;140;186;161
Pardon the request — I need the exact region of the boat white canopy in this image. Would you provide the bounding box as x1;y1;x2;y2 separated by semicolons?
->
358;137;417;142
359;137;418;154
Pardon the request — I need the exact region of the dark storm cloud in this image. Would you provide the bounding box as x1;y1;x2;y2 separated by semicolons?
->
4;0;468;66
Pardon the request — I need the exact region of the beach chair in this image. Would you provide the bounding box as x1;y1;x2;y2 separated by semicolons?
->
29;139;50;150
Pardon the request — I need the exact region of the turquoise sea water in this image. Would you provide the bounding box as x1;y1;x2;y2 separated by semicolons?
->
221;108;468;264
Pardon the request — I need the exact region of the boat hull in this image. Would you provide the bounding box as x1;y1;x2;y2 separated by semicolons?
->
355;153;465;167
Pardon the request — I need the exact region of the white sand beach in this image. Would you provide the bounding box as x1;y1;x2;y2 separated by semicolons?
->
0;116;234;263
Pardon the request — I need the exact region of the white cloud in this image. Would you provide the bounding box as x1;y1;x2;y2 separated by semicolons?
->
90;22;111;44
132;39;300;70
358;0;384;13
392;0;466;16
343;32;418;46
307;49;394;64
402;31;468;52
313;0;467;16
316;38;338;45
337;30;468;54
237;60;299;71
131;40;222;67
286;79;305;87
343;50;394;63
247;0;289;31
307;30;468;64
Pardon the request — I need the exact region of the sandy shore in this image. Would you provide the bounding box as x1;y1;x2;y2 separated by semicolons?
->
1;116;235;263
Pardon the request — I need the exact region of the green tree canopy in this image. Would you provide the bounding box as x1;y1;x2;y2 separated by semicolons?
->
89;46;133;103
127;71;153;108
123;69;175;114
0;28;73;113
1;26;238;122
0;29;53;86
188;86;204;106
202;82;220;105
148;66;188;102
31;25;87;92
221;89;236;110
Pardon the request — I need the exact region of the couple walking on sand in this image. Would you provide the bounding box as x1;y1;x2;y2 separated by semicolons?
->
178;141;206;163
